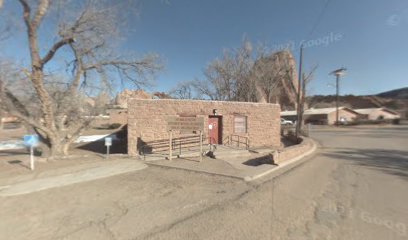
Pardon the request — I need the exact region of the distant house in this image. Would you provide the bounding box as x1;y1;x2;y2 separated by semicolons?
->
0;112;19;129
354;108;400;120
281;107;361;125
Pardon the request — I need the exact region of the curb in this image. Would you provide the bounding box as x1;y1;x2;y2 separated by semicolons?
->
145;138;318;183
244;138;318;182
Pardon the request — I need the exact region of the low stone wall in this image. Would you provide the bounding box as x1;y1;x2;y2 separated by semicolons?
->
273;137;314;165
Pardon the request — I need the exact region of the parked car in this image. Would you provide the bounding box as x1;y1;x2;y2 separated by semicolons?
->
281;118;294;125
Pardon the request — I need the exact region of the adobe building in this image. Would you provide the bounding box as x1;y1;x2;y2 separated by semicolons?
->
127;99;281;156
281;107;361;125
354;107;400;120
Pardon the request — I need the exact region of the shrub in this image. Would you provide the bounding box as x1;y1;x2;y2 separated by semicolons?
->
109;123;122;129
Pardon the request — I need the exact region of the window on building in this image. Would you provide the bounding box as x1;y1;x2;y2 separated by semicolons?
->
234;115;247;133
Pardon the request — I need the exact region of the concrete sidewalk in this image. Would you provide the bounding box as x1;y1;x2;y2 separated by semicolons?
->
146;139;316;182
0;160;147;196
146;156;273;180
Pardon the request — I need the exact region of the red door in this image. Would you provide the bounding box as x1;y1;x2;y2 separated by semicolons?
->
208;116;221;144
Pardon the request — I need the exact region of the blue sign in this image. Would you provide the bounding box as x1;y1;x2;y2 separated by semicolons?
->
24;135;39;147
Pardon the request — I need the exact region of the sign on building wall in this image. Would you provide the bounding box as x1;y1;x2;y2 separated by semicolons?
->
166;116;204;132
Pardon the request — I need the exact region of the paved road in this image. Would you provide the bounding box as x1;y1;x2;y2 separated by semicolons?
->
145;125;408;240
0;125;407;240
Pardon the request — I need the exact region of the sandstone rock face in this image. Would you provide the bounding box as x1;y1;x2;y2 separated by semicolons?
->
115;89;152;108
253;50;299;110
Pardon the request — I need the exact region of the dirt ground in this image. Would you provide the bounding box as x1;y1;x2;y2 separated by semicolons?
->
0;125;407;240
0;152;131;186
0;165;248;240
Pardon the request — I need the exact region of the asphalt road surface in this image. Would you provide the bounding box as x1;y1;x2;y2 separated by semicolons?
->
145;125;408;240
1;125;407;240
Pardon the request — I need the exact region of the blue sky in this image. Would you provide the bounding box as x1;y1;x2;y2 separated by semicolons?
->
130;0;408;96
1;0;407;96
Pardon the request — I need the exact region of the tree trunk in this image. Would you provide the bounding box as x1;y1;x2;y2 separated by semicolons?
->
49;142;65;159
36;136;74;159
34;129;68;159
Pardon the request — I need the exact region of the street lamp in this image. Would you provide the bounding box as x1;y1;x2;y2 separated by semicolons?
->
330;67;347;126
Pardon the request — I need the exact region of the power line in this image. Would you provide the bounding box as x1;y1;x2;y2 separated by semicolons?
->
306;0;333;39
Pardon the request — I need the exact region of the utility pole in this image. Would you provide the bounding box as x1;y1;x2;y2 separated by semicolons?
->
295;44;304;140
330;68;347;126
336;74;339;125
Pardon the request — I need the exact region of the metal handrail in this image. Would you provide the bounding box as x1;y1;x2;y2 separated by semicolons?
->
228;134;249;149
140;135;205;159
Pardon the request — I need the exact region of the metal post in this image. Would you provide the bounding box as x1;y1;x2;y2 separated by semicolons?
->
106;145;110;159
330;68;346;126
336;74;340;126
200;131;203;162
169;130;172;161
30;146;34;171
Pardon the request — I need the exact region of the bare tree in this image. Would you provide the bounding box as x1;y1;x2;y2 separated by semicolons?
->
298;65;318;134
168;81;195;99
0;0;162;158
189;39;299;106
194;39;256;101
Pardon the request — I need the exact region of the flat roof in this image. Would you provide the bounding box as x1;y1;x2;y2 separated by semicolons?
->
354;108;400;115
281;107;359;116
128;98;280;106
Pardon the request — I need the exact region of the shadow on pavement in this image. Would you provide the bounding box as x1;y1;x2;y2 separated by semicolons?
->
75;125;128;154
76;139;127;154
323;149;408;181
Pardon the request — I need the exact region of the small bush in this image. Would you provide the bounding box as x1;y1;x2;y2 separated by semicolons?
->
109;123;122;129
96;123;122;129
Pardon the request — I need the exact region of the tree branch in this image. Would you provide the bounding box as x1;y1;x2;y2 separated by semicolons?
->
41;38;74;65
31;0;50;29
67;42;91;93
0;86;52;136
18;0;31;29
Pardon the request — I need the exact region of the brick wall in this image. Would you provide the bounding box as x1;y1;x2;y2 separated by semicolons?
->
127;99;281;156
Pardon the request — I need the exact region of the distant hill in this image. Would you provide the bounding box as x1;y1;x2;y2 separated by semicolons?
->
307;87;408;119
377;87;408;99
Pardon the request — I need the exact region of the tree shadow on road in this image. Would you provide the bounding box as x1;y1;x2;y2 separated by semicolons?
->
323;149;408;181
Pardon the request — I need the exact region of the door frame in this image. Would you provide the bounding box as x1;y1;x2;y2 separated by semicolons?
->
208;115;223;144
